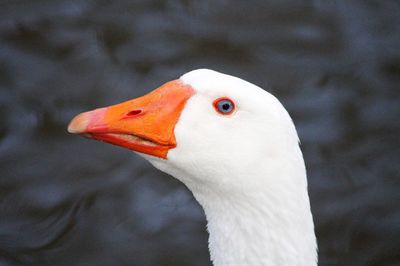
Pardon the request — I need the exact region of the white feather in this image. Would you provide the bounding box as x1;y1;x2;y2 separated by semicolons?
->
146;69;318;266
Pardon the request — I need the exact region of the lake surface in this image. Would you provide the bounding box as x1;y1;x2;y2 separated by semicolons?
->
0;0;399;265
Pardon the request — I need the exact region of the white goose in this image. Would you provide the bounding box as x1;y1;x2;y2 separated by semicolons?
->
68;69;318;266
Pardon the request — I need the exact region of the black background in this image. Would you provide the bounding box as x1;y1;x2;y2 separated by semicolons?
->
0;1;399;265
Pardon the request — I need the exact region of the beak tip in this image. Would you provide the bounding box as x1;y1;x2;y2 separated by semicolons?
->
67;112;89;134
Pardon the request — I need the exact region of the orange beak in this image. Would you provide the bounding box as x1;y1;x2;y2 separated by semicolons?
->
67;80;194;159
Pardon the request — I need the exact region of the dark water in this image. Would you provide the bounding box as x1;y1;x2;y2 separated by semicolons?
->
0;0;399;265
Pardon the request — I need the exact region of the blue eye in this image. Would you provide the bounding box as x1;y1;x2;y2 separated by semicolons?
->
213;98;235;115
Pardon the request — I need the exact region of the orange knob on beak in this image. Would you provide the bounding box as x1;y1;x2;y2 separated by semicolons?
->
68;80;194;159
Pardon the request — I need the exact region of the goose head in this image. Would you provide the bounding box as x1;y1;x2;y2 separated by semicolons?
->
68;69;317;265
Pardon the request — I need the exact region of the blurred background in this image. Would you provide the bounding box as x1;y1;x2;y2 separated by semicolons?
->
0;0;399;265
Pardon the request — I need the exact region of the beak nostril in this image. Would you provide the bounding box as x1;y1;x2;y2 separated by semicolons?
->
126;110;142;117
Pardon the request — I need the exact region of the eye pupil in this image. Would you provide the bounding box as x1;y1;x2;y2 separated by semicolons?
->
213;98;235;115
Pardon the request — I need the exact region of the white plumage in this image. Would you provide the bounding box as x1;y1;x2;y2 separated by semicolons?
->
146;69;318;266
